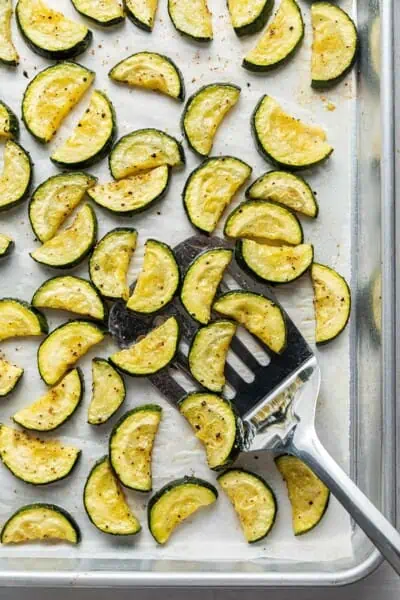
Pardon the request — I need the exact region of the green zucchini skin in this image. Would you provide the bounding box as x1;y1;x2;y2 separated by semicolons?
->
228;0;273;37
311;263;351;345
124;0;153;31
88;358;126;425
167;0;212;42
0;141;33;213
71;0;125;27
0;298;49;337
0;100;19;139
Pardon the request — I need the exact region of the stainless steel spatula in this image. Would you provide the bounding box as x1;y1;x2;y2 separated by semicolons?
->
109;234;400;574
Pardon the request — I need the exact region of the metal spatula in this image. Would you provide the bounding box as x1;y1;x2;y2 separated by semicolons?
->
109;234;400;574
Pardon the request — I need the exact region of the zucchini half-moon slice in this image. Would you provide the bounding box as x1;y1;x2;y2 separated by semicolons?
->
148;477;218;544
252;95;333;169
237;241;314;284
227;0;272;37
311;263;351;344
0;234;14;258
109;405;162;491
88;358;126;425
0;424;80;485
0;100;19;139
0;298;48;342
0;0;19;65
183;156;252;234
22;62;95;144
182;84;240;157
214;291;286;354
0;357;23;397
1;504;80;544
0;140;32;212
188;320;237;392
168;0;212;42
124;0;158;32
71;0;125;27
37;320;105;386
109;316;179;376
84;457;141;535
127;239;180;314
13;368;84;432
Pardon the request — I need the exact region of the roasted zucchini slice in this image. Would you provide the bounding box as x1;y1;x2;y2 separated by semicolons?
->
246;170;318;218
0;298;48;342
227;0;272;37
13;369;83;432
168;0;212;42
214;291;286;354
127;239;179;314
311;2;358;88
0;100;19;139
22;62;94;144
109;405;162;491
275;455;330;535
243;0;304;72
182;84;240;157
181;248;232;325
109;129;185;179
37;320;105;386
179;392;240;469
0;0;19;65
109;316;179;376
252;95;333;169
89;228;137;301
148;477;218;544
109;52;185;101
30;204;97;269
183;157;252;233
124;0;158;31
51;91;116;169
311;263;351;344
88;358;125;425
224;200;303;245
188;321;236;392
1;504;80;544
237;241;313;284
84;457;141;535
0;357;23;397
71;0;125;26
88;166;170;216
0;234;14;258
218;469;277;542
0;141;32;212
0;425;80;485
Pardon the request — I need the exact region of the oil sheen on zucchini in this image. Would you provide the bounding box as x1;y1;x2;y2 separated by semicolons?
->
179;392;239;469
0;298;48;342
168;0;212;42
275;455;330;535
124;0;158;31
311;263;351;344
0;141;32;212
1;504;80;544
84;457;141;535
71;0;125;26
243;0;304;72
127;240;179;314
38;320;105;386
0;234;14;258
13;369;83;432
183;157;252;233
182;84;240;156
0;0;19;65
0;425;80;485
227;0;273;37
88;358;125;425
238;240;313;284
0;357;23;397
109;405;162;491
252;95;333;169
148;477;218;544
0;100;19;139
214;291;286;354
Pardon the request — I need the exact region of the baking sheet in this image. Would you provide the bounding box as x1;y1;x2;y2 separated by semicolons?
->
0;0;354;563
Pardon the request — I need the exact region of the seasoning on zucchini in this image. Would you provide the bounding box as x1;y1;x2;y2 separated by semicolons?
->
311;263;351;344
252;95;333;169
127;239;179;314
183;156;252;233
124;0;158;31
71;0;125;27
246;171;318;218
22;62;95;143
237;241;314;284
13;369;83;432
109;129;185;179
0;298;48;342
188;320;237;392
148;477;218;544
0;424;80;485
224;200;303;245
0;234;14;258
0;0;19;65
0;100;19;139
168;0;212;42
227;0;273;37
243;0;304;72
275;455;330;535
89;228;138;301
311;2;358;88
88;358;126;425
0;140;32;212
182;84;240;157
218;469;277;542
84;457;141;535
88;166;170;216
30;204;97;269
214;291;286;354
109;52;185;101
0;357;23;397
37;320;105;386
1;504;80;544
179;392;240;469
109;405;162;491
109;316;179;376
